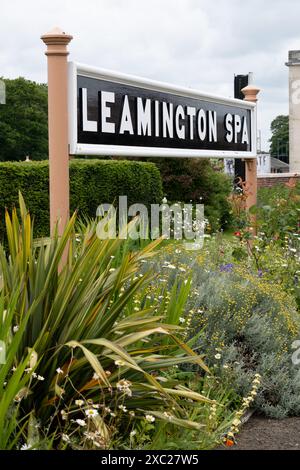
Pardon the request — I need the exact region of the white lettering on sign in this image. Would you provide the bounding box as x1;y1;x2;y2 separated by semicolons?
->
119;95;134;134
208;111;217;142
82;88;97;132
186;106;196;139
137;98;152;136
225;113;249;145
225;113;233;143
162;102;174;138
101;91;115;134
154;100;160;137
175;105;185;139
197;109;207;141
241;116;249;144
81;88;250;146
234;115;241;143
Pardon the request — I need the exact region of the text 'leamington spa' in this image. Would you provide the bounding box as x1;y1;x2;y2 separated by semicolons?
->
81;88;250;145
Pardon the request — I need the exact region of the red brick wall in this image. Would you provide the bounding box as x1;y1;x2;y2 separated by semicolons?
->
257;173;300;188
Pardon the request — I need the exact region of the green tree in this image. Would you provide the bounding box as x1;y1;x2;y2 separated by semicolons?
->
269;115;289;158
0;77;48;161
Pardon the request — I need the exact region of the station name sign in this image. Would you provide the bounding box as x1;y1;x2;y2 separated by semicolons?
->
68;62;256;158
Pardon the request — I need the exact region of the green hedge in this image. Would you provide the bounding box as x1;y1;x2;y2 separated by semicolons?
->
0;159;163;239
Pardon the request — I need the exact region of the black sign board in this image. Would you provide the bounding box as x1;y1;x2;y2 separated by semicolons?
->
68;63;256;158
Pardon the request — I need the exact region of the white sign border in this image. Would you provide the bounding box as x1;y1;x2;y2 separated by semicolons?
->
68;61;257;159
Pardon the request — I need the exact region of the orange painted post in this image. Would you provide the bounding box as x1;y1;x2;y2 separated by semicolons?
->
241;84;261;212
41;27;73;235
245;158;257;212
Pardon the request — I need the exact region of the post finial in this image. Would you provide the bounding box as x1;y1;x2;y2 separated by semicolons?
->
41;27;73;48
241;84;261;103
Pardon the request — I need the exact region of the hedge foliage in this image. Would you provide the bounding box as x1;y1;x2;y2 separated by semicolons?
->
0;159;163;239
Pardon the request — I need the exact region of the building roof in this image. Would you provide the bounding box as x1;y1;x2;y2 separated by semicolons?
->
271;157;289;170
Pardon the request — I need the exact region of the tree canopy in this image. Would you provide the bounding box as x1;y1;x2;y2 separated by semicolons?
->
269;115;289;159
0;77;48;161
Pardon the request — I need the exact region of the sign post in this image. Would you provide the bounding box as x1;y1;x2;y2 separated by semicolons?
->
241;84;261;211
41;27;259;237
41;27;72;235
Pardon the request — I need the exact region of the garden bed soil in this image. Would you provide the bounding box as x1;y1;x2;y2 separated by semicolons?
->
221;416;300;450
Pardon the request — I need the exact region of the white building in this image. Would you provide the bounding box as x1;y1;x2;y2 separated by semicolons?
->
257;154;271;174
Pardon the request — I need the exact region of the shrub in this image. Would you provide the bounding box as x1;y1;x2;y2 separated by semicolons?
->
256;180;300;241
153;158;232;231
228;180;300;307
147;244;300;419
117;157;232;231
0;159;163;240
191;266;300;418
0;195;214;449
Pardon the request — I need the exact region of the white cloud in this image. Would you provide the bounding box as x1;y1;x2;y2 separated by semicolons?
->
0;0;299;150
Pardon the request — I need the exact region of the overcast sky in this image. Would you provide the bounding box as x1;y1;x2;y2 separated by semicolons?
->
1;0;299;150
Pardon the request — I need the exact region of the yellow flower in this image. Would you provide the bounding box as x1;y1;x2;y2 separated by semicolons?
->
232;418;241;427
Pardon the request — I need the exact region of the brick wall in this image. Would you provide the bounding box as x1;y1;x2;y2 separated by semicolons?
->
257;173;300;188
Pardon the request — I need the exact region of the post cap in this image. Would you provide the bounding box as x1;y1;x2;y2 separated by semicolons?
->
241;84;261;103
41;27;73;46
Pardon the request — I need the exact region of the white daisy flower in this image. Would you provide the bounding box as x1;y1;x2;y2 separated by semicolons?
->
118;404;127;412
75;399;84;407
20;443;32;450
145;414;155;423
115;359;125;367
75;419;86;427
85;408;99;418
